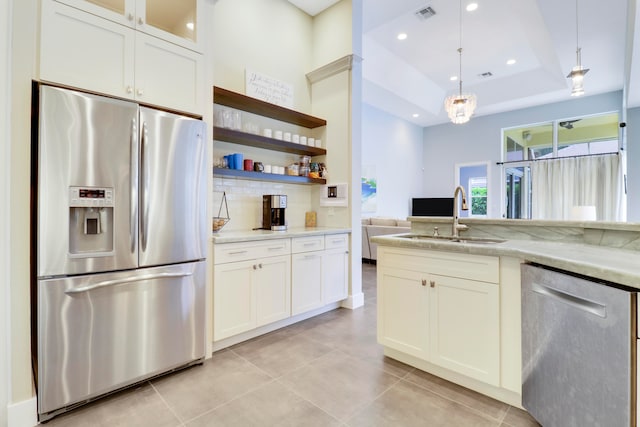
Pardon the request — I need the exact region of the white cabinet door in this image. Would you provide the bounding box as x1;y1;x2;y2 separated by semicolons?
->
377;266;429;359
291;252;323;315
135;32;203;113
429;274;500;386
40;1;135;100
323;248;348;304
213;260;255;341
255;255;291;327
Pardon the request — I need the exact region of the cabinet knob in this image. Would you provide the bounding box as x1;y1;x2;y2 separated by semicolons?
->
421;279;427;287
258;263;263;269
430;281;436;288
136;89;144;97
252;264;257;270
126;86;133;94
127;13;134;21
138;17;144;25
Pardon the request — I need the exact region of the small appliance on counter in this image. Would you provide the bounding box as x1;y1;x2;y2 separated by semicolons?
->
262;195;287;231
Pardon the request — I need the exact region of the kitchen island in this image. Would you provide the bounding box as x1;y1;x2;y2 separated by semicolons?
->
371;217;640;410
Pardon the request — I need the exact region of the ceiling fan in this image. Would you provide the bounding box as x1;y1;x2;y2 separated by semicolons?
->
559;119;581;129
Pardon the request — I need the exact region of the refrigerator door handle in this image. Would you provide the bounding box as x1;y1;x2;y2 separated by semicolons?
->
64;271;193;294
140;120;149;251
130;117;138;253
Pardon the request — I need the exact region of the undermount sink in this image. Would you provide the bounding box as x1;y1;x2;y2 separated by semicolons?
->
398;235;506;245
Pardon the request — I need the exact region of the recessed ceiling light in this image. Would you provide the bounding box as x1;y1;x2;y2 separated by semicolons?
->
412;113;420;118
466;3;478;12
450;76;458;81
397;33;408;41
507;59;516;65
186;22;195;31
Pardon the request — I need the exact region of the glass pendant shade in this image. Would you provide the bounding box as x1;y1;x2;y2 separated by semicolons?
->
444;93;477;124
444;1;477;125
567;48;589;97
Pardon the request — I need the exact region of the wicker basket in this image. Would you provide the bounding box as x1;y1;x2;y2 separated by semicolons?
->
212;192;230;232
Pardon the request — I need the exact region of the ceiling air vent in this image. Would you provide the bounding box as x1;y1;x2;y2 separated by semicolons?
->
415;6;436;21
478;71;493;78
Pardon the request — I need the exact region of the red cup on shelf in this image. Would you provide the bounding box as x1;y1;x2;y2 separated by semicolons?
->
244;159;254;171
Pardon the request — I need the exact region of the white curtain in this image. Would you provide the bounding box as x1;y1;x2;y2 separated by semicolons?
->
531;154;626;221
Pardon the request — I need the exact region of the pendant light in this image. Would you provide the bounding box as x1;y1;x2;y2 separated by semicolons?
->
567;0;589;96
444;0;477;124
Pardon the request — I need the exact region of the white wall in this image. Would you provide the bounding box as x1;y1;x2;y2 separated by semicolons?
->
1;0;11;425
9;0;37;414
423;91;623;218
625;106;640;222
361;103;424;219
213;0;313;113
212;0;316;231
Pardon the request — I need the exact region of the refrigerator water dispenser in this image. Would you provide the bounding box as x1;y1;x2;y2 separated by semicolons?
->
68;186;114;255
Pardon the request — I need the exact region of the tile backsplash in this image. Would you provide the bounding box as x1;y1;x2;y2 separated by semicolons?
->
213;177;313;232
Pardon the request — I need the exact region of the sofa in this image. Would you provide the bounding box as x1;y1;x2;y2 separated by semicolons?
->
362;217;411;262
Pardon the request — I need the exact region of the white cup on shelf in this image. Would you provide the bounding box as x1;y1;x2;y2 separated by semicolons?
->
292;134;300;143
264;164;272;173
315;139;322;148
263;128;272;138
284;132;292;142
300;136;307;145
308;138;315;147
274;130;283;140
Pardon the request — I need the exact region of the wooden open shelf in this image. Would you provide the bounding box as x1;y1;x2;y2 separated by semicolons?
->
213;86;326;128
213;168;326;185
213;127;327;156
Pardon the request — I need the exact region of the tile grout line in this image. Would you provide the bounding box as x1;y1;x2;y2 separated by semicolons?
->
271;374;345;426
341;374;405;426
400;375;509;424
148;380;187;427
179;378;281;426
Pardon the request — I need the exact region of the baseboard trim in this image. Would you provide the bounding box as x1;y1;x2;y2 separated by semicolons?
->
341;292;364;309
8;396;37;427
212;302;341;352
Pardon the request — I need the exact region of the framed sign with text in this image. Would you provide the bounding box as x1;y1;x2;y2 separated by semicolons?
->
245;69;294;108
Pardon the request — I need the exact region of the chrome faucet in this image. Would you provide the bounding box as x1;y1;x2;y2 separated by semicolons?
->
452;185;469;238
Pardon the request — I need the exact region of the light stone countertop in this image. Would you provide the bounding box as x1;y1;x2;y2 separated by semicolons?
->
372;233;640;289
211;227;351;244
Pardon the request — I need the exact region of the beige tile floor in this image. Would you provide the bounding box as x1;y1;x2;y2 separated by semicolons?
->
45;263;540;427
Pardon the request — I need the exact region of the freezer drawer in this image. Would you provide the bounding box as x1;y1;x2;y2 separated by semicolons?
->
37;262;206;419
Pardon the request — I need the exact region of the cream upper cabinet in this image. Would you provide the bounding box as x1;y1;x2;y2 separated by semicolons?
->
40;0;204;114
53;0;203;52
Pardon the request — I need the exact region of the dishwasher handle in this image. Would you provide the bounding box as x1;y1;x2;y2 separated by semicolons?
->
531;282;607;318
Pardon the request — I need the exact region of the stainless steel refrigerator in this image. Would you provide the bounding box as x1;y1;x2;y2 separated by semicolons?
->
33;84;207;421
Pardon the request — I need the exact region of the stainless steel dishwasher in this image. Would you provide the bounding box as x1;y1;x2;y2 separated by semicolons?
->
522;263;636;427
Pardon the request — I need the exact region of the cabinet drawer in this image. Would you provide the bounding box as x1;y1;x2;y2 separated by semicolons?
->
214;239;290;264
292;236;325;253
378;247;499;284
325;233;349;250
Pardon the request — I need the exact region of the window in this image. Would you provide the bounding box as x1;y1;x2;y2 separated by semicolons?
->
469;177;487;217
501;112;622;220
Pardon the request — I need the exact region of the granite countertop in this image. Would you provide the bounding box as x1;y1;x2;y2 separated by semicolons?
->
211;227;351;244
372;233;640;289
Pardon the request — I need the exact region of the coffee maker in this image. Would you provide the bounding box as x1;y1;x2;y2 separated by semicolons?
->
262;195;287;231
